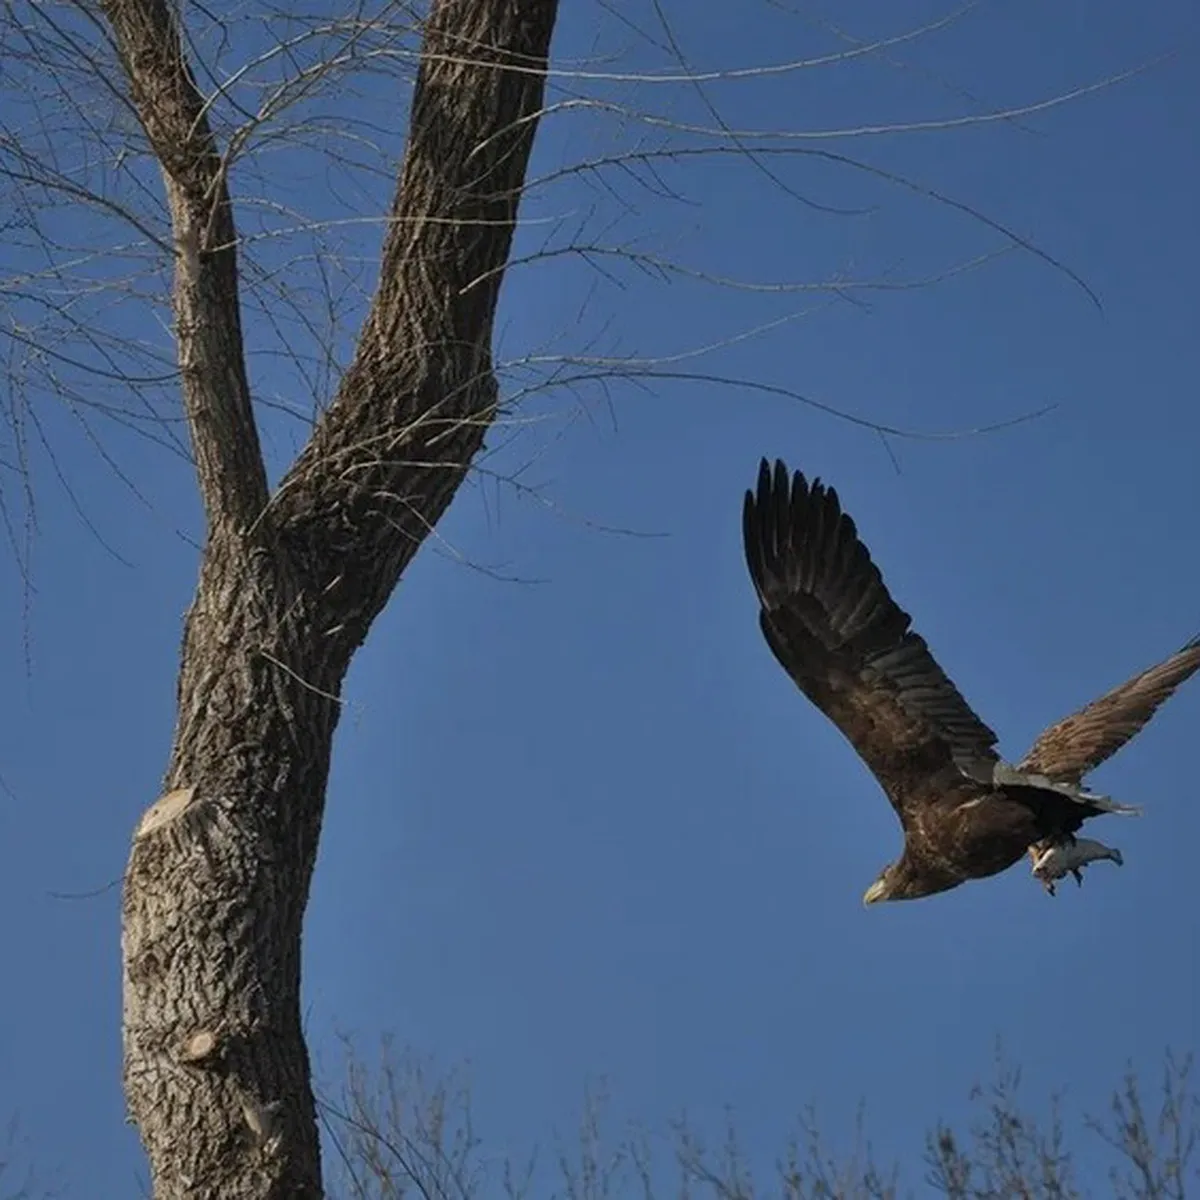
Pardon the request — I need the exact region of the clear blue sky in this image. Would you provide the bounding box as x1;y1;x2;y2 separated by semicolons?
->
1;1;1198;1194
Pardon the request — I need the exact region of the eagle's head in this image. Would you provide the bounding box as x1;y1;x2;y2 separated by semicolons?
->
862;859;943;905
862;868;902;906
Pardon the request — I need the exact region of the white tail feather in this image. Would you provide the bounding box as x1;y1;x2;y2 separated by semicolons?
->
988;762;1142;815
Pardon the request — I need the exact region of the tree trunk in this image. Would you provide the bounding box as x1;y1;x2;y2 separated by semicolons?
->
111;1;560;1194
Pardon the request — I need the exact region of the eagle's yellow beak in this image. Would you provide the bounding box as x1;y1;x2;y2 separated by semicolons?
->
862;878;889;906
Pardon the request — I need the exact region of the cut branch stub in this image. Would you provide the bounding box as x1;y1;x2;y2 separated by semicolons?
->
179;1029;220;1064
135;785;196;840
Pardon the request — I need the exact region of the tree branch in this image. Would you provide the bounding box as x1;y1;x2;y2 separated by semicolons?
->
101;0;269;534
269;0;560;653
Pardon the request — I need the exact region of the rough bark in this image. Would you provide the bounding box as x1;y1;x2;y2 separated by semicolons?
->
109;0;560;1195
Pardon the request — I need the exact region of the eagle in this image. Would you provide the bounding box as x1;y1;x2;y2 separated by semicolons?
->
742;458;1200;904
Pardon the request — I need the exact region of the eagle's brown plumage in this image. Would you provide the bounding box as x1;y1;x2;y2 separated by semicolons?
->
1018;643;1200;783
742;458;1200;903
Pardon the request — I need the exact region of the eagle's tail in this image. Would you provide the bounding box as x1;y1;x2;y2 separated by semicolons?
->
988;761;1142;816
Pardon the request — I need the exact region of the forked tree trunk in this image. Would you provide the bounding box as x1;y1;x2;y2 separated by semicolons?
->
106;0;559;1194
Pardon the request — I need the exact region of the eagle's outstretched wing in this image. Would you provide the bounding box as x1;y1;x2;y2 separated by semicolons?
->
1019;635;1200;783
743;458;999;809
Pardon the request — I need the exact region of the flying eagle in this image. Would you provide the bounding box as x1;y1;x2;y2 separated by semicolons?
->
742;458;1200;904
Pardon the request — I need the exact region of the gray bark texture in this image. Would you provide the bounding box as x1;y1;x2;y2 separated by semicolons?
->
106;0;560;1194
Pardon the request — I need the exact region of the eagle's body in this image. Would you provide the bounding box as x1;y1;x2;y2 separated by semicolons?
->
743;459;1200;903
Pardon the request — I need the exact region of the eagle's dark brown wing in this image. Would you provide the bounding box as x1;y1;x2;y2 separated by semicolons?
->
1019;635;1200;783
743;458;999;812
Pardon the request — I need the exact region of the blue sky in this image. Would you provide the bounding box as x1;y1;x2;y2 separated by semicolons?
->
1;0;1198;1194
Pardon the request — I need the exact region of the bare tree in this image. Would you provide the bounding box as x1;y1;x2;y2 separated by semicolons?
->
113;2;557;1194
0;1;1176;1196
322;1044;1198;1200
6;0;559;1193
